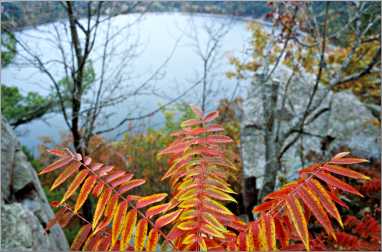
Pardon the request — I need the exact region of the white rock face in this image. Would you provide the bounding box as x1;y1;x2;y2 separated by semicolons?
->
1;119;69;251
240;66;380;189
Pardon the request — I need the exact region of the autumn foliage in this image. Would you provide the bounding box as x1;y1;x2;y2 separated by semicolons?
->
39;105;377;251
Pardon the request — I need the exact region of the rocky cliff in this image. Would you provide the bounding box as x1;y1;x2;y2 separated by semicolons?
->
241;65;381;190
1;119;69;251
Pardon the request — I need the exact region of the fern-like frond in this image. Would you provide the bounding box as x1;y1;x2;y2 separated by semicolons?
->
158;106;244;250
39;148;177;251
251;152;369;251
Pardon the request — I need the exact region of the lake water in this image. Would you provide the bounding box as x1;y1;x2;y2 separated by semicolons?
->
2;13;255;153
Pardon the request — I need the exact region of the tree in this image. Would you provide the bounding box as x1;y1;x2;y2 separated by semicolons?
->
227;1;380;215
1;85;52;128
179;16;231;113
4;1;180;220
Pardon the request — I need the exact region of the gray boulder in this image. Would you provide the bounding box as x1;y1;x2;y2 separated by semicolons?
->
1;119;69;251
241;65;380;190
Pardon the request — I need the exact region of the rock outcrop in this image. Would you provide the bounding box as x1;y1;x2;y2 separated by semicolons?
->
241;66;380;190
1;119;69;251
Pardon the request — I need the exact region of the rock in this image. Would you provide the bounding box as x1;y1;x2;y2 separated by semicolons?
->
241;65;380;190
1;119;69;251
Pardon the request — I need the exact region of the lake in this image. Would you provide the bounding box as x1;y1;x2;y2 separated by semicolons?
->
2;13;256;153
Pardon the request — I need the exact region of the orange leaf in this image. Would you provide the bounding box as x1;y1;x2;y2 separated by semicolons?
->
158;142;190;156
93;187;112;230
39;156;73;175
90;163;104;171
112;200;129;246
329;157;368;165
60;169;89;204
181;119;202;128
275;218;289;249
155;209;183;228
104;194;119;218
136;193;167;209
205;187;236;202
259;214;276;251
322;164;370;180
200;224;225;239
45;208;65;231
296;185;335;239
306;179;343;228
202;212;226;232
74;175;97;213
237;231;248;251
206;135;233;144
94;215;112;234
96;165;114;177
252;200;276;213
50;161;81;190
206;124;224;133
47;148;68;157
104;171;126;183
120;209;137;251
177;220;196;231
71;224;92;250
203;198;234;216
92;181;104;197
285;195;309;250
110;174;134;187
146;228;159;252
134;218;148;251
118;179;146;194
204;111;219;123
146;203;170;219
314;171;363;196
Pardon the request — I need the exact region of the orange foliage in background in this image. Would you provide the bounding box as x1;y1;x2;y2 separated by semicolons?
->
39;105;379;251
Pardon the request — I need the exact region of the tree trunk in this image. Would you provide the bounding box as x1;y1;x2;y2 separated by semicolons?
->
66;1;93;222
259;78;280;200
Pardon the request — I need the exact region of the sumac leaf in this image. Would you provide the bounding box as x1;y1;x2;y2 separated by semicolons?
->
74;175;97;213
155;209;183;228
50;161;81;190
120;209;137;251
71;224;92;250
39;156;73;175
93;187;112;230
61;169;89;204
134;218;148;251
136;193;167;209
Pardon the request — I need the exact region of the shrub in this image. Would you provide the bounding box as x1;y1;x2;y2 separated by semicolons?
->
39;105;375;251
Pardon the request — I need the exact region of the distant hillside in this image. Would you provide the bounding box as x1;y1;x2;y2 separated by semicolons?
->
1;1;270;30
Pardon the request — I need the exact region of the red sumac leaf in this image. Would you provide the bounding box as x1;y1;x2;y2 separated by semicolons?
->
206;135;233;144
112;200;129;246
74;175;97;212
118;179;145;194
136;193;167;209
146;203;170;219
50;161;81;190
155;209;183;228
71;224;92;250
61;169;89;204
181;119;202;128
47;148;68;157
134;218;148;251
314;171;363;196
93;187;112;230
39;156;73;175
203;111;219;123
